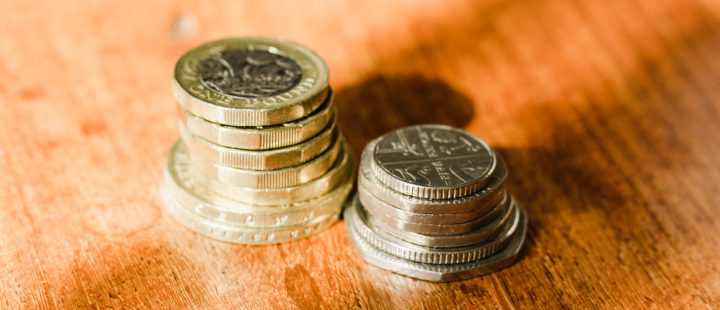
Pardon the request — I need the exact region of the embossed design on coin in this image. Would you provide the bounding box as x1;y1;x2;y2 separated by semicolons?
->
173;38;330;126
371;125;496;199
198;49;302;98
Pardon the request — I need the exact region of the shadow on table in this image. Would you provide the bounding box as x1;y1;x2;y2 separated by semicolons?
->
334;74;476;162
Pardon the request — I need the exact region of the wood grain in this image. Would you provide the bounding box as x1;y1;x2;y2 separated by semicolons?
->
1;0;719;308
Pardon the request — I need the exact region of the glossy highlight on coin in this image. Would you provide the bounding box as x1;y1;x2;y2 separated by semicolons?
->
372;125;496;199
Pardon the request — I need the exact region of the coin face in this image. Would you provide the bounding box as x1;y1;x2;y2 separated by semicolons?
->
372;125;496;199
174;37;329;126
359;138;507;214
197;49;303;99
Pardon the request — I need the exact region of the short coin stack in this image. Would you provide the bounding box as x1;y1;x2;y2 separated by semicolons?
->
345;125;527;282
162;37;353;245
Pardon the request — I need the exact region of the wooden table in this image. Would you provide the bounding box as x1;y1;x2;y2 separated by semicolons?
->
2;0;719;308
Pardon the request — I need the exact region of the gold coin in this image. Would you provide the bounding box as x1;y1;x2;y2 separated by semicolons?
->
205;141;354;205
180;117;337;170
191;135;343;189
179;88;335;150
173;37;329;126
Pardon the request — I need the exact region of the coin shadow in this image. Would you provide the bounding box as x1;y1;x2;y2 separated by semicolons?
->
490;100;638;259
334;74;475;162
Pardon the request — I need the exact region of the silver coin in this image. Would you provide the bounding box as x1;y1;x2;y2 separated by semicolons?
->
190;133;343;189
357;195;516;248
346;204;528;282
362;191;511;236
359;139;507;214
346;197;520;265
179;89;335;150
358;184;505;225
180;117;337;170
371;125;496;199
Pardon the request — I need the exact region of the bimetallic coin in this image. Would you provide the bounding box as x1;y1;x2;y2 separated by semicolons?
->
191;134;343;189
371;125;496;199
346;203;528;282
180;118;337;170
180;89;335;150
362;192;511;236
359;139;507;214
347;198;520;265
196;142;354;205
165;193;342;245
174;37;329;126
360;197;516;248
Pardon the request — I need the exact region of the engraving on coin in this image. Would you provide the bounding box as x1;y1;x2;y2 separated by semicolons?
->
173;38;330;126
198;49;302;98
374;125;495;188
360;139;508;214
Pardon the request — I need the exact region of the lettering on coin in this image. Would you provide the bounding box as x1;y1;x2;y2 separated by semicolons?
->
198;49;303;98
374;126;495;187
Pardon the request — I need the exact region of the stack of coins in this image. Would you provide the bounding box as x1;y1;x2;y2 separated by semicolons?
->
162;38;353;245
345;125;528;282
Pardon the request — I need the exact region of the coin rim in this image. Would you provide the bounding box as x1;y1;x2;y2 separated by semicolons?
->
165;193;342;245
345;204;528;282
162;178;351;228
165;140;346;209
190;134;344;189
166;139;354;206
347;197;520;264
359;196;516;248
199;141;354;205
180;117;337;170
357;184;506;225
179;89;335;150
361;191;511;235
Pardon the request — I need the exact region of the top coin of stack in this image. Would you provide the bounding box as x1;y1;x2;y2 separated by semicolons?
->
345;125;527;282
162;37;354;245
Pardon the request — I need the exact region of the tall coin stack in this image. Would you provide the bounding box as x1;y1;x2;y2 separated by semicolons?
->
162;38;353;245
345;125;528;282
